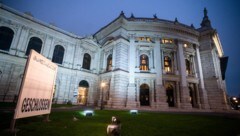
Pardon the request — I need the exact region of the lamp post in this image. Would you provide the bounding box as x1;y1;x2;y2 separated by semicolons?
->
100;82;105;110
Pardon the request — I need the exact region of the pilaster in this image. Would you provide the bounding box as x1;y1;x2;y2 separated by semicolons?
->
126;35;138;108
154;39;168;109
177;40;192;109
155;85;168;109
196;46;210;109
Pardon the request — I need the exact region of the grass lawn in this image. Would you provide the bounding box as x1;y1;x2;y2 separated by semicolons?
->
0;110;240;136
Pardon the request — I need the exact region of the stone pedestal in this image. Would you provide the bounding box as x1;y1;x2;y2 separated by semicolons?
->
199;88;210;109
155;85;168;109
180;86;192;109
126;85;138;108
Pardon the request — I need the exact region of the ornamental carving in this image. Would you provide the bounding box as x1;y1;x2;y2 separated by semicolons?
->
0;17;20;32
28;28;46;42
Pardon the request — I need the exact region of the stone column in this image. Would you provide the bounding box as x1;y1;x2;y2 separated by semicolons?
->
135;47;140;72
192;55;197;77
177;40;192;109
15;26;29;57
126;35;137;108
195;83;201;108
106;74;114;108
112;42;116;71
43;35;53;58
154;38;168;109
72;42;81;69
47;38;55;60
150;49;154;72
176;82;181;108
10;26;22;55
173;51;179;75
195;46;210;109
150;79;155;107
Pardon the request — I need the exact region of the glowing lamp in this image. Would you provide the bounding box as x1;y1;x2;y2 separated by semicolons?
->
130;110;138;114
83;110;94;116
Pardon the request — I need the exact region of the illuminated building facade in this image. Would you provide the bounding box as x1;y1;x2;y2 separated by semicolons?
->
0;4;229;111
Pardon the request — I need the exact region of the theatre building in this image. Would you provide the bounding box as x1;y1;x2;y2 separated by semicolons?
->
0;4;229;111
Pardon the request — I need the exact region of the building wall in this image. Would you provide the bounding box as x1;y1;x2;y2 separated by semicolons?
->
0;4;229;111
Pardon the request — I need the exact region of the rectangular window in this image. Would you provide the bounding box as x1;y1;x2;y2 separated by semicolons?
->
162;39;173;44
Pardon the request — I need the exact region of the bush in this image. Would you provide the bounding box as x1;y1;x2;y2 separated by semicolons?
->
67;100;72;105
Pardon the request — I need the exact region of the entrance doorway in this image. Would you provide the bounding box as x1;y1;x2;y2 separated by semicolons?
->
140;84;150;106
189;86;196;107
166;85;174;107
78;80;89;105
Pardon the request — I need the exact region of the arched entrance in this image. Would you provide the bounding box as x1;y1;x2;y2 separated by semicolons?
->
140;84;150;106
166;85;174;107
78;80;89;105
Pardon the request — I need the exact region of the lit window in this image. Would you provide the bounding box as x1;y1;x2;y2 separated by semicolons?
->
138;37;144;41
106;54;112;71
146;37;151;42
185;59;191;75
164;56;172;72
161;39;173;44
140;54;149;71
138;37;151;42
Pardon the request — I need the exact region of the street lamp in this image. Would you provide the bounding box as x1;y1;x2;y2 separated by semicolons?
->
100;82;105;110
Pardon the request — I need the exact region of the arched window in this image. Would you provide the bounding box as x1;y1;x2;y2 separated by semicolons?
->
0;26;14;51
140;54;149;71
164;56;172;72
25;37;42;56
82;53;91;70
185;59;191;75
52;45;64;64
79;80;89;88
106;54;112;71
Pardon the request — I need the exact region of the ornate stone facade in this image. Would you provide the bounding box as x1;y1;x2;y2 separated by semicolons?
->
0;4;229;111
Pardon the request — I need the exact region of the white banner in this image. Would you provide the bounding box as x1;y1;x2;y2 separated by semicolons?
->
14;50;58;119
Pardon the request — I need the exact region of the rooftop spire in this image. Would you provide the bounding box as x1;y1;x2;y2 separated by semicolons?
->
120;11;124;16
174;17;179;24
153;14;157;19
130;13;135;18
204;7;208;17
200;7;212;28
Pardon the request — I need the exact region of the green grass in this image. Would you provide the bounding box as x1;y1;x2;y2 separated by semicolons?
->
0;110;240;136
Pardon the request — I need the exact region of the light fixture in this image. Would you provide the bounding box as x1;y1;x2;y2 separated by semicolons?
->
83;110;94;116
130;110;138;114
101;82;105;87
184;43;188;48
100;82;106;110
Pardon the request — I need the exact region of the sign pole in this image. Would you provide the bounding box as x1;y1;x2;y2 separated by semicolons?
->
44;114;50;122
10;118;16;132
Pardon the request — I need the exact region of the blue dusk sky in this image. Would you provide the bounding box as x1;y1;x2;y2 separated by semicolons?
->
1;0;240;97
